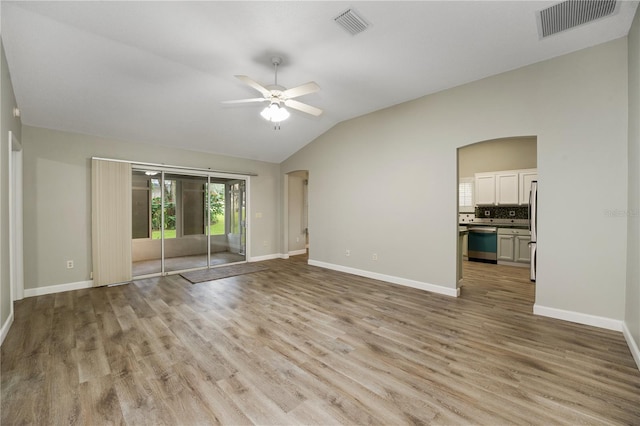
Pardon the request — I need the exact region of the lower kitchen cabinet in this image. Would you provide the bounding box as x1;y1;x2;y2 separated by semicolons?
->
462;232;468;259
497;228;530;266
514;235;531;263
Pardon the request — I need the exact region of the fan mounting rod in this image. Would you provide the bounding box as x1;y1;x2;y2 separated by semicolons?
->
271;56;282;86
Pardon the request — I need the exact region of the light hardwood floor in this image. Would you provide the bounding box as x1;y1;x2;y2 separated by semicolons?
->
2;257;639;425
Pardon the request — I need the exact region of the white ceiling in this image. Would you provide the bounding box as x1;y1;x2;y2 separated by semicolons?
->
1;1;637;163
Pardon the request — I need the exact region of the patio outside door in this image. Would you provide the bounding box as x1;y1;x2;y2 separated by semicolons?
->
132;169;247;278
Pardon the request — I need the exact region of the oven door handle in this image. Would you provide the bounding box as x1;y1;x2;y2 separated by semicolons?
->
468;227;497;233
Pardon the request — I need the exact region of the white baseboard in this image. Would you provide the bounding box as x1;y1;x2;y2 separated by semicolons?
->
248;253;286;262
497;260;528;268
308;260;459;297
288;249;307;256
622;322;640;371
1;310;14;347
533;304;623;331
24;280;94;298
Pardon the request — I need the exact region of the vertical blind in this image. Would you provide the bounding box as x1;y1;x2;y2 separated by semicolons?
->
91;159;132;286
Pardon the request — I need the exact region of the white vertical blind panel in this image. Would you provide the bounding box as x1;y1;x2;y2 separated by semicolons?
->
92;159;132;286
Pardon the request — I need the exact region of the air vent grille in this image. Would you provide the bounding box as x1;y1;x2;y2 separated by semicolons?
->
334;9;369;35
538;0;618;38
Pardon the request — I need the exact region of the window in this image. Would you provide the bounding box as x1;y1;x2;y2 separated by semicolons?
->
459;178;474;213
132;173;229;239
208;183;225;236
151;178;176;239
132;175;150;238
182;179;206;236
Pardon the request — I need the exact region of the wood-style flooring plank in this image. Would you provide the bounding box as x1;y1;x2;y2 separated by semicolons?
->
77;374;125;425
2;256;640;425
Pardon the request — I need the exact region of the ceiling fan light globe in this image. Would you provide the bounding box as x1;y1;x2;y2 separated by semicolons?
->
260;104;289;123
274;106;290;122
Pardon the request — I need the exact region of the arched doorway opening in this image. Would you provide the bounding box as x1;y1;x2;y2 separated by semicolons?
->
456;136;538;307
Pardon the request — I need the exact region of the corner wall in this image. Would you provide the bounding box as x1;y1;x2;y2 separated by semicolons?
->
283;38;628;324
626;7;640;368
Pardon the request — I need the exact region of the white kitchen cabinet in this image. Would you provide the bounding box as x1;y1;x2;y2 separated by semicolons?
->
519;169;538;205
497;228;531;266
496;172;519;205
497;234;515;261
515;235;531;263
474;168;537;207
474;173;496;205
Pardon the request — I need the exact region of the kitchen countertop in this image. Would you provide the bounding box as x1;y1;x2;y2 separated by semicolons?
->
460;223;528;229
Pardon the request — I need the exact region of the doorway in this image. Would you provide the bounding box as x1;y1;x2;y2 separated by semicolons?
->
286;170;309;257
131;168;247;278
456;136;537;305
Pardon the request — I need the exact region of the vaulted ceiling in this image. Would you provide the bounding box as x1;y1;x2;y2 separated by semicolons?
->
1;1;637;162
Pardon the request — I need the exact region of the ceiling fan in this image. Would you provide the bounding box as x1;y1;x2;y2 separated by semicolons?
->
222;56;322;128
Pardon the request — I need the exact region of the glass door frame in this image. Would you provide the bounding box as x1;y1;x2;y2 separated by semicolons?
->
131;165;250;279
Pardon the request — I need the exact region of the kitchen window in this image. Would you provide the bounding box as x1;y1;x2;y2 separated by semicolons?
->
459;177;474;213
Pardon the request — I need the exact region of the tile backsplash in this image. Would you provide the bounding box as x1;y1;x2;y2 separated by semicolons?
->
459;213;476;223
475;206;528;219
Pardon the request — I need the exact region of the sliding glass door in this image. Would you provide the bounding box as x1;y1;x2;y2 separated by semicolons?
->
132;169;162;276
163;173;209;273
131;168;247;278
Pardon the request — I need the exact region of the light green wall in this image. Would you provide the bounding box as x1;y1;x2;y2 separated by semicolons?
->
22;126;281;290
458;136;537;178
283;38;628;320
1;40;22;330
626;8;640;366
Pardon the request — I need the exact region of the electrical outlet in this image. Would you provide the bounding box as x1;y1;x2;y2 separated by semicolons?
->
263;240;268;247
346;249;350;257
296;237;300;242
66;260;74;269
372;253;378;261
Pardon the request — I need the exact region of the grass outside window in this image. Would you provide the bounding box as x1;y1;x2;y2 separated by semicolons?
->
151;215;225;239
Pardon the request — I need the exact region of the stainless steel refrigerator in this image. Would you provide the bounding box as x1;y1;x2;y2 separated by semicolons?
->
529;181;538;282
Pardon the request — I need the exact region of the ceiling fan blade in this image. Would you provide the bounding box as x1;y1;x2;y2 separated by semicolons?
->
282;81;320;99
284;99;323;117
235;75;271;97
221;98;268;104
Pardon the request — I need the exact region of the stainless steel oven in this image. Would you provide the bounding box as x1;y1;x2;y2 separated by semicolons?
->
467;226;497;263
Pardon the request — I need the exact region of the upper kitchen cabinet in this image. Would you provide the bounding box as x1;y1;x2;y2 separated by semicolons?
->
519;169;538;205
474;168;538;206
496;172;519;205
475;173;496;205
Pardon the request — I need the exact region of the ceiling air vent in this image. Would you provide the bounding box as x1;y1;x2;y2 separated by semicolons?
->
334;8;369;36
537;0;618;38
